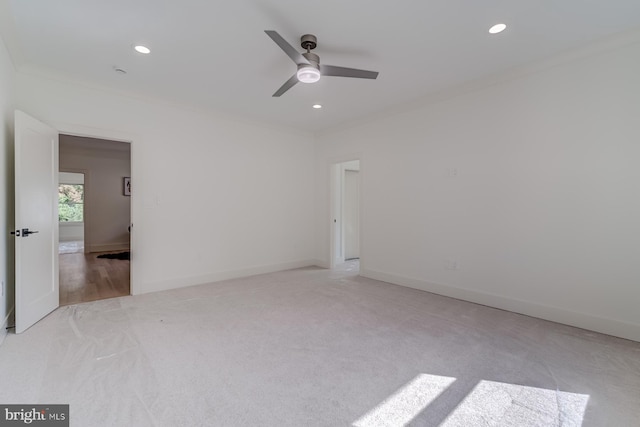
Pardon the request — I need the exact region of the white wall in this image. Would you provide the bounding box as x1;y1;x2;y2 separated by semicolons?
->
59;222;84;242
315;40;640;341
16;72;316;295
60;137;130;251
0;36;15;342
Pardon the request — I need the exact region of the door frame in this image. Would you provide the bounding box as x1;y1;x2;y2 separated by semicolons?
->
343;169;360;261
328;156;363;270
53;122;137;295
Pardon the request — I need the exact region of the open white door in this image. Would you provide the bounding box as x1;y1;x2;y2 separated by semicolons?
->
14;110;59;333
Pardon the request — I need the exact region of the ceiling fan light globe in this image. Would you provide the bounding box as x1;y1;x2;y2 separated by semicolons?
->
297;66;321;83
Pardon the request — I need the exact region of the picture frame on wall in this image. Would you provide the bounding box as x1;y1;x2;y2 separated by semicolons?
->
124;177;131;196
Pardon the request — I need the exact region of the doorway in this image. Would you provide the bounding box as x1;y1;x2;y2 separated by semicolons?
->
58;134;131;305
330;159;361;272
13;111;136;333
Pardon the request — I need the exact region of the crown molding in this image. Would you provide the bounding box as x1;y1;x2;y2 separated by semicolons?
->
316;27;640;137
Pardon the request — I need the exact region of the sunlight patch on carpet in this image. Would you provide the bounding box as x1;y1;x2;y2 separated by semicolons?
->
441;380;589;427
353;375;589;427
353;374;456;427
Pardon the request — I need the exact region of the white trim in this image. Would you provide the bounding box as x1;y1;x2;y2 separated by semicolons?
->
16;65;314;136
361;268;640;343
312;259;330;269
138;259;318;295
329;163;341;269
0;307;14;346
327;155;364;270
54;123;135;295
54;123;136;144
317;28;640;137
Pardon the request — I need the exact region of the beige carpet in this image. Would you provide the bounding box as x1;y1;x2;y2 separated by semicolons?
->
1;261;638;426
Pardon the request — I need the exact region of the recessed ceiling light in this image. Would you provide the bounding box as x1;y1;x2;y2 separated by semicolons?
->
134;45;151;54
313;104;322;109
489;23;507;34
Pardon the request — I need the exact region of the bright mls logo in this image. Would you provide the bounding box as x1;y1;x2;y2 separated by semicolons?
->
0;405;69;426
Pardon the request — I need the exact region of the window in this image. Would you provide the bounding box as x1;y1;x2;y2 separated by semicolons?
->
59;184;84;222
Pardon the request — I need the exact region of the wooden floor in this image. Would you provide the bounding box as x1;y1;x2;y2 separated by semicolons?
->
59;252;130;306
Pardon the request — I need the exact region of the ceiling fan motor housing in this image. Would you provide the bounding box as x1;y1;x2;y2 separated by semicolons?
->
300;34;317;51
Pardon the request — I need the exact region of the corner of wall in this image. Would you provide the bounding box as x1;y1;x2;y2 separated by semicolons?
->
137;259;319;295
312;259;330;269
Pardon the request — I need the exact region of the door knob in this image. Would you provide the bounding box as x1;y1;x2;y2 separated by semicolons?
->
21;228;39;237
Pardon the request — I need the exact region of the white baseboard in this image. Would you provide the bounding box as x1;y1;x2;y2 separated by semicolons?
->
0;307;14;347
87;243;130;253
137;259;318;295
361;268;640;343
312;259;330;269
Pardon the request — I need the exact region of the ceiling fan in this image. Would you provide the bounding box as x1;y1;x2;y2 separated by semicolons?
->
265;30;379;97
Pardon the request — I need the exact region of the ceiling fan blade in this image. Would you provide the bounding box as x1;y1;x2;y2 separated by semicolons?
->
273;74;299;97
320;64;379;79
265;30;310;65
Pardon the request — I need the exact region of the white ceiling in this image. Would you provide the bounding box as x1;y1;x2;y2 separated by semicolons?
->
2;0;640;132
